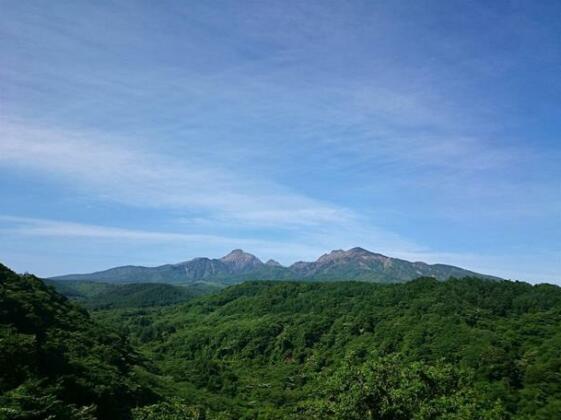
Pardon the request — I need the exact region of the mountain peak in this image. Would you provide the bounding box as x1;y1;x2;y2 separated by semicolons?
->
316;249;346;263
266;259;282;267
51;247;499;284
224;248;245;256
220;249;263;271
347;247;374;255
347;247;390;259
221;249;255;261
313;247;393;268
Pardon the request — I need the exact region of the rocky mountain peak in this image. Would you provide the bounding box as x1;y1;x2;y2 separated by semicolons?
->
316;249;347;263
220;249;263;271
221;249;249;260
347;247;373;255
51;246;499;284
351;247;390;260
313;247;393;270
224;248;244;256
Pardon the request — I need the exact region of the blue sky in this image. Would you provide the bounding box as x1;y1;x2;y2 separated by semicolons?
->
1;0;560;282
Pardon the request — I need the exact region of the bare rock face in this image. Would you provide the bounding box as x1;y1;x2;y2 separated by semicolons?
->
220;249;264;272
178;258;226;279
316;247;386;264
316;249;347;264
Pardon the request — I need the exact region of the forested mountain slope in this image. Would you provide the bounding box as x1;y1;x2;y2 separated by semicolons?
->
46;279;220;309
0;263;157;419
100;277;561;418
42;279;119;301
3;260;561;419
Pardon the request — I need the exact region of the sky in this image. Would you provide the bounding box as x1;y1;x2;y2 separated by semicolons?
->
0;0;560;282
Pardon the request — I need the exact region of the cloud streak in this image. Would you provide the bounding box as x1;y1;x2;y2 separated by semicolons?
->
4;215;558;284
0;215;238;243
1;1;559;282
0;118;352;227
0;215;402;268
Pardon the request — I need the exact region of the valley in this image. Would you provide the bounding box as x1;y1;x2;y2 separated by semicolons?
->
3;261;561;418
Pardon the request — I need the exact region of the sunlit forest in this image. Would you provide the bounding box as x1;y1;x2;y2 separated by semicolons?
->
2;262;561;419
3;0;561;419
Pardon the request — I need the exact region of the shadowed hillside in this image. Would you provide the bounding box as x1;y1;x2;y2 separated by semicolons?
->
0;263;157;419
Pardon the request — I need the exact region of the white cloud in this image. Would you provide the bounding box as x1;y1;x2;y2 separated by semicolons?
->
0;116;434;269
0;215;339;264
2;215;559;284
0;215;232;243
1;2;558;283
0;118;351;227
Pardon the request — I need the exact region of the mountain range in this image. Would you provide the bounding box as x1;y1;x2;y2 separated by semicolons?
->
51;247;501;285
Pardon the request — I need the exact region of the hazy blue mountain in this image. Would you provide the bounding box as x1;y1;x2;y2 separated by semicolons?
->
51;247;501;285
51;249;283;284
266;259;282;267
289;247;500;283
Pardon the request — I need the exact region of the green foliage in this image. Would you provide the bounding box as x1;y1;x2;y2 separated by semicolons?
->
43;279;119;301
85;283;197;309
0;263;157;419
3;261;561;419
47;280;220;309
132;398;207;420
305;353;505;419
0;380;97;420
110;278;561;418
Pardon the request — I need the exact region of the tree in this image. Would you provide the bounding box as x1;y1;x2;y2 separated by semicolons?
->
305;353;506;419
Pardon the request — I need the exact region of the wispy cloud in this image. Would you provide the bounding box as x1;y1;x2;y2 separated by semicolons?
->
1;1;559;282
0;215;325;261
0;118;352;227
0;215;236;243
0;116;432;269
4;215;557;284
0;215;474;270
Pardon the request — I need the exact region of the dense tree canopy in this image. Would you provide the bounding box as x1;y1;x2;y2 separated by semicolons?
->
96;278;561;418
46;279;220;309
0;264;157;419
2;262;561;419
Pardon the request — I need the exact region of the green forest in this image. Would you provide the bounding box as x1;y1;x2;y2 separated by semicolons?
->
2;262;561;419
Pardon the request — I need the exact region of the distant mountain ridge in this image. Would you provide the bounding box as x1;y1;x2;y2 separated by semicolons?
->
51;247;501;285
